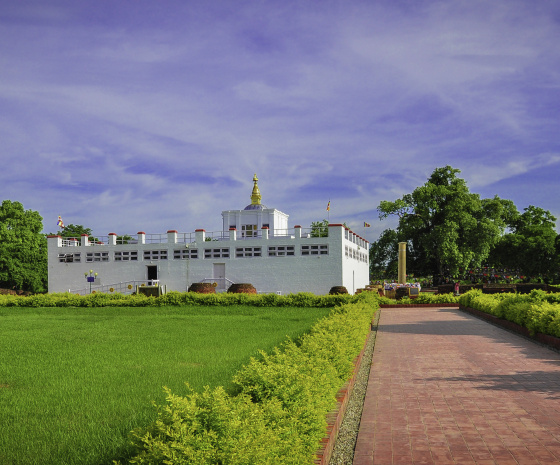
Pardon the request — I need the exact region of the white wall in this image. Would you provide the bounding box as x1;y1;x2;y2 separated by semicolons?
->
47;225;369;295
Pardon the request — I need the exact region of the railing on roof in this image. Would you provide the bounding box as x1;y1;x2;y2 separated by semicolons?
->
53;226;370;247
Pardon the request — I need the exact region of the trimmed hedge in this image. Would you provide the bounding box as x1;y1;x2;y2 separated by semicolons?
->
459;289;560;337
119;294;378;465
0;291;365;308
376;292;460;306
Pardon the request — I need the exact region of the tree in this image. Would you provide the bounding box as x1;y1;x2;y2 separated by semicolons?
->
52;223;98;243
490;205;557;278
310;219;329;237
378;166;511;281
0;200;47;292
369;229;399;280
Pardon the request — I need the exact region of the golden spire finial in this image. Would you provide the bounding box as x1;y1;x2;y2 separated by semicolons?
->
251;173;262;205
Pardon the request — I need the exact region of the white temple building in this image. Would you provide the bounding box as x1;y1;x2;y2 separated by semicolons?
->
47;175;370;295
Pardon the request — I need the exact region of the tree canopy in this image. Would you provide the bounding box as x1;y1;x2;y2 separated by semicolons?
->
310;219;329;237
48;223;101;245
376;166;521;281
489;205;558;277
368;228;399;280
0;200;47;292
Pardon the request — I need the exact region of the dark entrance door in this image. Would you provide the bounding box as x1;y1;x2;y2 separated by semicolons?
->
147;266;158;285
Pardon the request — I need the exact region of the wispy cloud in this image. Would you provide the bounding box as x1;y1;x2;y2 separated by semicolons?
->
1;0;559;237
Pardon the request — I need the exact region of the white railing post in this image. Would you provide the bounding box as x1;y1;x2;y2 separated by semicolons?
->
195;229;206;242
167;230;178;244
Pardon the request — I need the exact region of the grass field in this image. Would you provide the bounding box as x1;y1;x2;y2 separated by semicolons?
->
0;305;331;465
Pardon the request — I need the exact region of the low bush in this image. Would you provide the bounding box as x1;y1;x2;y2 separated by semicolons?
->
0;291;366;308
459;290;560;337
120;294;378;464
378;292;459;305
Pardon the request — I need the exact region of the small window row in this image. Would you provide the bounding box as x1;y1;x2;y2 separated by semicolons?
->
58;244;330;263
345;246;368;263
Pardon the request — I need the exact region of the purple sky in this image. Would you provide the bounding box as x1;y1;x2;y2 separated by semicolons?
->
1;0;559;241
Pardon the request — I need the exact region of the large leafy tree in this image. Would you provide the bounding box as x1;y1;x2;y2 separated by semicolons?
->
490;205;558;278
377;166;512;281
0;200;47;292
369;229;399;280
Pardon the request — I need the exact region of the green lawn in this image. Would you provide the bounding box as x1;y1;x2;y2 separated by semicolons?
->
0;305;330;465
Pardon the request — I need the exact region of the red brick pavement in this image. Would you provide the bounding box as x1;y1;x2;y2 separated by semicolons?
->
353;307;560;465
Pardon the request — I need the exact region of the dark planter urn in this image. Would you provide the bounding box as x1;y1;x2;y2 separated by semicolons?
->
188;283;216;294
228;283;257;294
329;286;348;295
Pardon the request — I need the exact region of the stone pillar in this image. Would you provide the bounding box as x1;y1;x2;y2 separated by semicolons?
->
398;242;407;284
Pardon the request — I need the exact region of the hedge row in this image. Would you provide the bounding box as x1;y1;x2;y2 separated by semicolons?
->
376;292;460;306
119;294;378;464
459;289;560;337
0;291;364;308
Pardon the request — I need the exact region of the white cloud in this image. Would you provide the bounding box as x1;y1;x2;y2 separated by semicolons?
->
464;153;560;188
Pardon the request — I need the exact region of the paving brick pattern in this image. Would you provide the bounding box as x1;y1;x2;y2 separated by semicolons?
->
353;307;560;465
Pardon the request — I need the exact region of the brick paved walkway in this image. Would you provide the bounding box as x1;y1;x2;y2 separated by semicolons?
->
353;307;560;465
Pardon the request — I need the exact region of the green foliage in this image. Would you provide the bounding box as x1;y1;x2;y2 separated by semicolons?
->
459;290;560;337
409;293;459;304
369;228;399;279
0;200;47;293
377;166;515;280
127;387;306;465
489;205;558;277
0;305;332;465
378;292;459;305
310;219;329;237
122;296;378;464
51;223;99;243
0;290;364;308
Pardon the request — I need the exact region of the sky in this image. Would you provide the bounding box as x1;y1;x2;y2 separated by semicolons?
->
1;0;559;242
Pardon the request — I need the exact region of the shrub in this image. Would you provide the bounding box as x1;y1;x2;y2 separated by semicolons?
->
459;290;560;337
0;290;372;308
378;292;459;305
126;387;307;465
121;295;378;464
